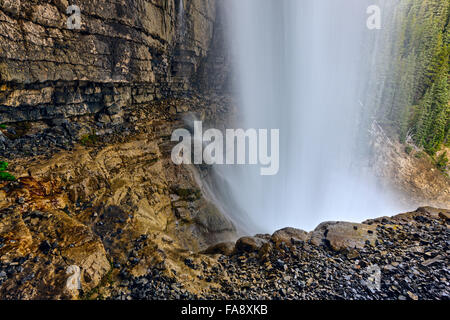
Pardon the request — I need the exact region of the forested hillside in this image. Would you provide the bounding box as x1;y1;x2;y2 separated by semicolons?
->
379;0;449;158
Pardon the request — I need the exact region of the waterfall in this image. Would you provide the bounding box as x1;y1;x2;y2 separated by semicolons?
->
177;0;185;38
211;0;402;233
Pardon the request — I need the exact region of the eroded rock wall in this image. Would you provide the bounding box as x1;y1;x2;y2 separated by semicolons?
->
0;0;228;123
0;95;237;299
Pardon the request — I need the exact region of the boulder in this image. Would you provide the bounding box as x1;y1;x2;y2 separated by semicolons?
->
308;222;377;251
438;211;450;222
271;227;308;246
235;236;268;253
194;201;236;235
203;242;236;256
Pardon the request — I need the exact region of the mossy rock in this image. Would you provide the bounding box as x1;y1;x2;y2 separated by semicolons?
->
194;201;235;234
0;161;16;181
405;145;413;155
80;134;98;146
171;185;202;201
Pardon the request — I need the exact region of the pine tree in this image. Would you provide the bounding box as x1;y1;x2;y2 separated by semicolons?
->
376;0;450;155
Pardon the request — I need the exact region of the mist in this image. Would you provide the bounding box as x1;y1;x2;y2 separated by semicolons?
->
208;0;404;233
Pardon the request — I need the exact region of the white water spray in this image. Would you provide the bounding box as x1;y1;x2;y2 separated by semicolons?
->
211;0;402;233
177;0;185;38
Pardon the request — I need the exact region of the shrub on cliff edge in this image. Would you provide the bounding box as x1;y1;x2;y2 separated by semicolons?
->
0;161;16;181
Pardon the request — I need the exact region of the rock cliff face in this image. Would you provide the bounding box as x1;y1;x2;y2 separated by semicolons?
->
0;95;238;299
369;121;450;209
0;0;229;123
0;0;238;300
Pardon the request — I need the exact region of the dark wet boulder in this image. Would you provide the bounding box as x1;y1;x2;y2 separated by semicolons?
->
271;227;308;246
235;236;268;253
202;242;236;256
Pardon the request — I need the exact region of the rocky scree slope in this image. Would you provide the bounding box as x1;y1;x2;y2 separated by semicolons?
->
117;207;450;300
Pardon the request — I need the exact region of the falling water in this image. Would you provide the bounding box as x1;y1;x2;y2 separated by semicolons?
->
211;0;402;233
177;0;185;37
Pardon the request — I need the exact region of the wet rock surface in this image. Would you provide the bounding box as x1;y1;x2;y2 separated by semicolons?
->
0;95;237;299
0;194;110;299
